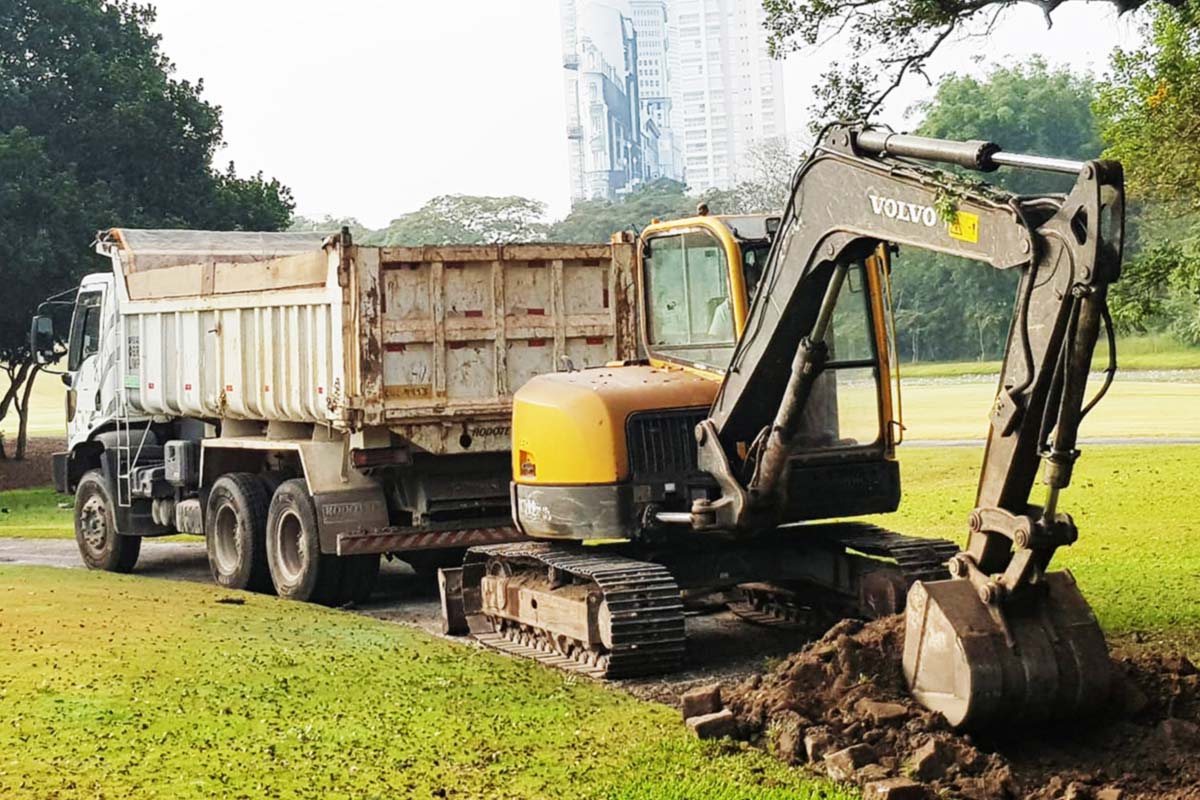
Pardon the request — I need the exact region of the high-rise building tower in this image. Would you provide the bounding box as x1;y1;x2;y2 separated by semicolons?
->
669;0;787;192
629;0;683;183
561;0;647;201
561;0;784;201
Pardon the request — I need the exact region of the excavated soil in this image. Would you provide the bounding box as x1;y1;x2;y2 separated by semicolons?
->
726;617;1200;799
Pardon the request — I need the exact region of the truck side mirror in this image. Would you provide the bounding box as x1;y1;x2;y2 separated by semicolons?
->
30;315;55;365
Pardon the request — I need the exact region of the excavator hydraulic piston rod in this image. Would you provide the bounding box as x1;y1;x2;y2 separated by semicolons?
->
854;129;1086;175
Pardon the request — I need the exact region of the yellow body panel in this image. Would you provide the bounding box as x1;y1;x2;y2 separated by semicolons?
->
512;365;719;485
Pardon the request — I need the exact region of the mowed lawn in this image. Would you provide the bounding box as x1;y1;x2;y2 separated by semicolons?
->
870;445;1200;658
0;567;851;800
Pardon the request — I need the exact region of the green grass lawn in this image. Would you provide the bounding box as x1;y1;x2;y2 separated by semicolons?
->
0;367;66;439
0;567;852;800
870;445;1200;658
901;333;1200;378
891;378;1200;440
0;487;73;538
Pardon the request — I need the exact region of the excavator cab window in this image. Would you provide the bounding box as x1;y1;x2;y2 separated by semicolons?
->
643;229;738;370
794;261;883;452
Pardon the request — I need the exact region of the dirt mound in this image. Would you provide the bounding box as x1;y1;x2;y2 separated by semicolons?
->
725;616;1200;799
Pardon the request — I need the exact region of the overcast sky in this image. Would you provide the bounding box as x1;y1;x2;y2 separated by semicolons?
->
148;1;1144;228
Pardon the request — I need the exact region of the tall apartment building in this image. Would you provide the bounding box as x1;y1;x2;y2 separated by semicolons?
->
561;0;647;201
629;0;682;183
670;0;787;192
561;0;785;201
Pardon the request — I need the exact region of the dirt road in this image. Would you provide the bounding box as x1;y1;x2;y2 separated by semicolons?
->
0;537;807;705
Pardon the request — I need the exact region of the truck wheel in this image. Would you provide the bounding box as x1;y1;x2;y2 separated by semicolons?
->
205;473;272;592
74;469;141;573
266;479;341;604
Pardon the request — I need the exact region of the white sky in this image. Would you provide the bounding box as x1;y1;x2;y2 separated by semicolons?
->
148;1;1145;228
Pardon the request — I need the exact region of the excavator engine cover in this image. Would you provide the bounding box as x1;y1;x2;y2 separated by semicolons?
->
903;572;1110;729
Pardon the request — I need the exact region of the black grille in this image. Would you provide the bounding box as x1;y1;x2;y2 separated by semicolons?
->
626;408;708;480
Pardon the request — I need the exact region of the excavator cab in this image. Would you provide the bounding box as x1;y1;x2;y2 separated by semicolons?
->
639;216;906;523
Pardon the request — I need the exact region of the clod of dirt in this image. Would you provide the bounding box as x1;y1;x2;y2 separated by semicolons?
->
725;616;1200;800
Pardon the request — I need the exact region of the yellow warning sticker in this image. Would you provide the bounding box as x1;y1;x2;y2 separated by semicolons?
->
949;211;980;243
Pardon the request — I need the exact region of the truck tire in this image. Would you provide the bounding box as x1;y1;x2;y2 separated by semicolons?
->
266;479;340;604
205;473;272;592
74;469;141;573
265;479;381;606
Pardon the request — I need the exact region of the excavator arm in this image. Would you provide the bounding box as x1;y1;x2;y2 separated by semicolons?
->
693;123;1125;727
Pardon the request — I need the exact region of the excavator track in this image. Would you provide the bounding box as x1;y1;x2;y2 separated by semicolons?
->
814;523;961;585
727;583;845;632
464;542;686;680
727;524;961;628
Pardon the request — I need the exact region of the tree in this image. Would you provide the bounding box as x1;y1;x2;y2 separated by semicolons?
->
889;60;1103;362
549;179;697;243
0;0;294;459
1094;1;1200;341
761;0;1183;120
699;137;807;214
289;214;372;240
368;195;548;246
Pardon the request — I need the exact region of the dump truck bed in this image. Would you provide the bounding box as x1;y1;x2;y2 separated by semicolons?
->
102;229;639;455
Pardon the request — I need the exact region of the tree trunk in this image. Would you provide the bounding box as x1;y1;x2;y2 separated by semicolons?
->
0;360;30;421
0;360;33;461
12;363;41;461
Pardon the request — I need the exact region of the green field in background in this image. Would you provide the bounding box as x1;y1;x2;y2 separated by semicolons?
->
3;335;1199;440
900;333;1200;378
868;445;1200;657
0;566;851;800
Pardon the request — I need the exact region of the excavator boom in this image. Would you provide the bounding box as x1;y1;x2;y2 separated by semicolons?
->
693;124;1124;727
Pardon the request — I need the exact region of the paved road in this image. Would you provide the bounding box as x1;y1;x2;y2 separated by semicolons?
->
0;537;806;705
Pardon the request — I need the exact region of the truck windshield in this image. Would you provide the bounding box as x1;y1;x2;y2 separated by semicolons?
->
644;229;736;371
67;291;103;371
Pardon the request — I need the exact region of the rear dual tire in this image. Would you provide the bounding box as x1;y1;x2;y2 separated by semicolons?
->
265;479;379;606
205;473;273;592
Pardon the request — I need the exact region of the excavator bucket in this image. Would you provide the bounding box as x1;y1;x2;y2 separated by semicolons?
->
902;572;1110;729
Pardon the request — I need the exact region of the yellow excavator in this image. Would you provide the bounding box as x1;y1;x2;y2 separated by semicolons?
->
444;123;1124;729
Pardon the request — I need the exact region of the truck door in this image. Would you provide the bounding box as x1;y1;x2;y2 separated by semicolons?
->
66;287;107;443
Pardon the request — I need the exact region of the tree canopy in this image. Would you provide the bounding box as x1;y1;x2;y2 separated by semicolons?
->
0;0;294;457
1095;0;1200;342
761;0;1185;120
366;195;549;246
890;60;1105;362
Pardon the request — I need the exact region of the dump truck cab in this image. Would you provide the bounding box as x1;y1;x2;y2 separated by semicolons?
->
60;272;120;453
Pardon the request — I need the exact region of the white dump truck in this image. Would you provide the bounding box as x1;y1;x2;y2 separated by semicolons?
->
31;228;638;603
